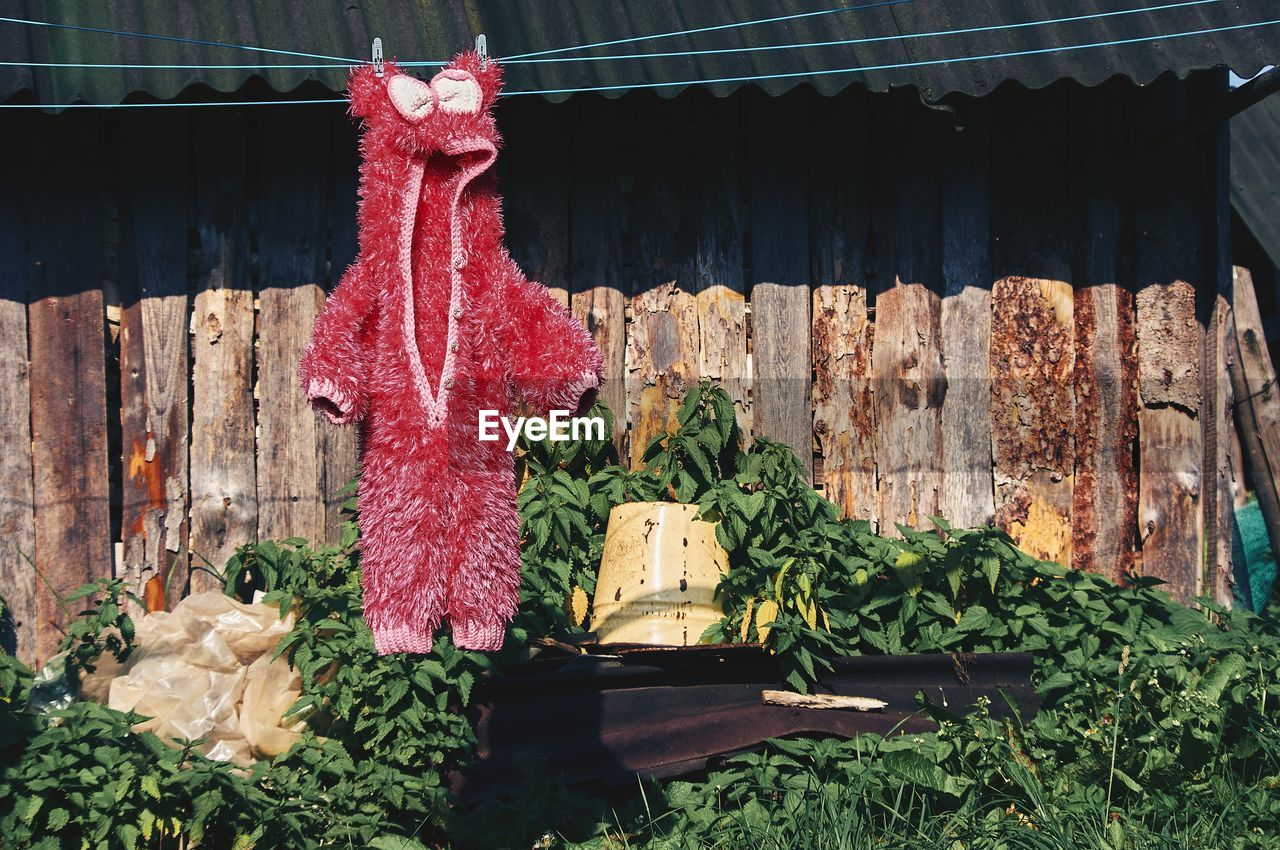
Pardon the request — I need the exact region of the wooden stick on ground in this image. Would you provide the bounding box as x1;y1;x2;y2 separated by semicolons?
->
761;690;888;711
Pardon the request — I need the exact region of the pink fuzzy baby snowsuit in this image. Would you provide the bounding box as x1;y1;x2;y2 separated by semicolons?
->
299;54;603;655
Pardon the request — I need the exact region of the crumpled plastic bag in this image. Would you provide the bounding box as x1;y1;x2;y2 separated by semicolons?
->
83;591;306;767
27;651;77;713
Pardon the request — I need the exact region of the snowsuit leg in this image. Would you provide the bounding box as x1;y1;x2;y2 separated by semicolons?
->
359;441;451;655
447;451;521;651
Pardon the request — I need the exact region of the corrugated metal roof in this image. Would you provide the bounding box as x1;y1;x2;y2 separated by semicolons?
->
1232;93;1280;268
0;0;1276;106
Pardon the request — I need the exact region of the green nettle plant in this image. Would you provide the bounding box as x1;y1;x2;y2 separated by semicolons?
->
0;382;1278;849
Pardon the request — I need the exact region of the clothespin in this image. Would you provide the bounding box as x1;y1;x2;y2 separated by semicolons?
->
475;34;488;70
372;37;384;77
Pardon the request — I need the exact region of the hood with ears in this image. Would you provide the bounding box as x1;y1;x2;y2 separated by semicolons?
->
347;52;503;158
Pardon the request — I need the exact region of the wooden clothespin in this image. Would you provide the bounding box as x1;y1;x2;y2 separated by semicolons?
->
372;37;384;77
475;34;488;70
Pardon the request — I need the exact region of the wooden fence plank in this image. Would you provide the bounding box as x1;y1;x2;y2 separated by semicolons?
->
810;89;873;521
749;91;812;477
26;113;110;662
321;111;360;543
812;286;873;520
1234;266;1280;497
1231;264;1280;603
939;101;995;529
118;112;190;609
1135;237;1203;601
628;283;700;465
627;96;700;466
0;116;37;663
1205;76;1235;608
190;112;257;584
255;110;329;543
990;88;1075;566
694;94;750;440
1133;81;1204;603
498;95;570;308
569;98;627;455
1209;296;1236;606
1073;280;1139;581
1071;84;1138;581
871;92;945;532
1231;263;1280;609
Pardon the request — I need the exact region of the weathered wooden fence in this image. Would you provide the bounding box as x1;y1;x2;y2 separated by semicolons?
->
0;73;1238;665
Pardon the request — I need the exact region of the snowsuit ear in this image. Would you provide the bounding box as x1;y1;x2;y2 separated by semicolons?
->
347;63;391;122
445;50;503;112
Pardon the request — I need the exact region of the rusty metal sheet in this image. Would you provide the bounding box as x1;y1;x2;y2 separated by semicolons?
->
456;651;1038;799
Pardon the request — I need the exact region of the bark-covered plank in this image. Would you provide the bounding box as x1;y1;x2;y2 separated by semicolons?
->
939;101;995;529
628;284;701;466
810;88;873;521
812;286;873;521
190;112;257;586
627;96;700;467
569;97;627;455
255;109;329;543
26;113;110;662
749;91;812;478
498;95;570;308
694;94;750;440
990;87;1074;566
871;91;945;532
0;116;36;663
1073;283;1139;581
1071;84;1138;582
118;112;190;610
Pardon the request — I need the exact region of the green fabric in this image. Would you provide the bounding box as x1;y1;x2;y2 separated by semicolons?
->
1232;498;1277;612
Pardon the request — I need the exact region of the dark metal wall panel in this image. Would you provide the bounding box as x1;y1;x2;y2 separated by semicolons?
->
1232;94;1280;269
1;0;1276;106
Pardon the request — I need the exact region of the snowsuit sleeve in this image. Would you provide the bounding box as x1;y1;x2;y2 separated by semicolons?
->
299;261;377;425
499;262;604;416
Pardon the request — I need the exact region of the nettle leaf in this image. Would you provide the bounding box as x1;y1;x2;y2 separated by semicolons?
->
882;750;970;797
1195;653;1246;704
45;807;69;832
955;605;992;634
893;550;926;596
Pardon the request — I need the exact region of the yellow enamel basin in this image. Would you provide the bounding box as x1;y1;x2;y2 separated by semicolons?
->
591;502;729;646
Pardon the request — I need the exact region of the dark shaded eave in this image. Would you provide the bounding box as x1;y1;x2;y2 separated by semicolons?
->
0;0;1277;108
1232;93;1280;269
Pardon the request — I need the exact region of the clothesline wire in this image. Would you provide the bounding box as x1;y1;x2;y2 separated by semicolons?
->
511;17;1280;96
0;0;1222;70
0;0;915;70
499;0;916;60
498;0;1225;66
0;16;1275;108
